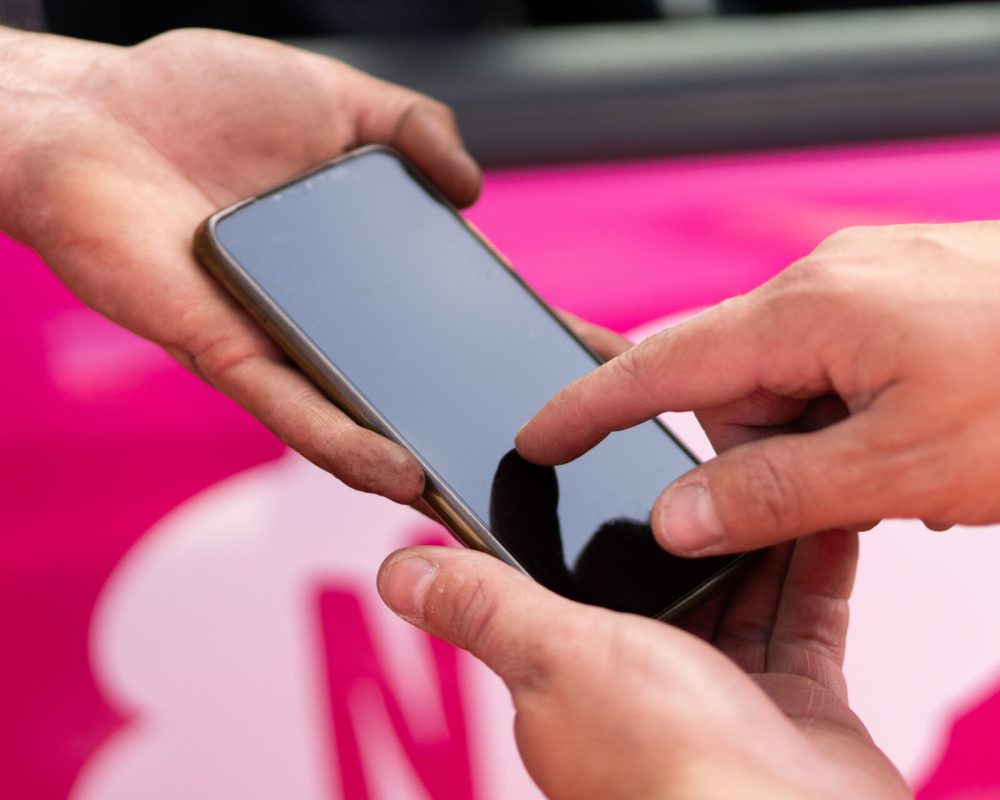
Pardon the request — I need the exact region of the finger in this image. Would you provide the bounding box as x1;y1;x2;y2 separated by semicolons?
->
390;99;482;208
189;339;425;503
766;529;858;700
795;394;851;433
711;544;794;673
556;310;633;361
923;520;955;532
37;125;428;505
377;546;604;691
377;546;825;783
673;589;728;643
696;390;807;453
352;76;482;208
377;547;824;799
516;294;833;465
651;411;896;555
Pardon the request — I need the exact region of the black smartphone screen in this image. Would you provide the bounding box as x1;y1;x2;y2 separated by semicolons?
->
211;149;738;617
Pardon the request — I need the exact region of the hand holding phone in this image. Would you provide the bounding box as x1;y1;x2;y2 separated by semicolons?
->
0;29;481;509
374;528;902;800
195;147;744;619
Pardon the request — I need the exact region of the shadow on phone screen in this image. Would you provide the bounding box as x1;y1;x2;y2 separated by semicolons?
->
489;449;707;613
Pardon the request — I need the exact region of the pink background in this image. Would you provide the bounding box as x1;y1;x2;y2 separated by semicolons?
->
4;135;1000;798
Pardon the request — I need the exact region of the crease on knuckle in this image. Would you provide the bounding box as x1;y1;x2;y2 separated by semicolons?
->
741;444;801;536
428;570;579;694
719;615;773;649
612;344;661;417
389;96;457;148
188;331;354;461
427;571;502;661
280;395;390;489
776;621;847;672
784;587;850;655
188;331;264;390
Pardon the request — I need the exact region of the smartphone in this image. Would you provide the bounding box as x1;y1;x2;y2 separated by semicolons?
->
194;146;744;620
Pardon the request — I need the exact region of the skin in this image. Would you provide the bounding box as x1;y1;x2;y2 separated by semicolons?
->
0;25;480;503
1;26;950;797
516;221;1000;555
380;532;912;799
380;327;912;799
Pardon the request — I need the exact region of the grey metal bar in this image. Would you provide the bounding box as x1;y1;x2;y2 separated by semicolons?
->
0;0;46;30
291;4;1000;165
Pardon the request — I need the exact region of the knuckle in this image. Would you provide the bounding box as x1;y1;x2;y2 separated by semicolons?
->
613;344;646;383
738;444;802;535
418;95;458;129
812;225;874;255
450;575;498;654
423;563;592;693
281;384;335;441
393;95;459;141
767;254;864;336
772;226;886;302
141;27;222;51
293;400;408;493
612;340;659;402
426;569;502;658
188;332;261;388
777;253;842;294
896;225;951;259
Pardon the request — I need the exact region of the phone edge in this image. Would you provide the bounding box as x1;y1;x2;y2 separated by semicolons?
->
192;143;749;620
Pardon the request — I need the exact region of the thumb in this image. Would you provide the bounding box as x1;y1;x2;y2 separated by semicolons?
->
377;546;597;690
653;412;898;555
352;76;482;208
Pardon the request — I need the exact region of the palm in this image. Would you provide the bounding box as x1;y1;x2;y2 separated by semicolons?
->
6;29;479;501
671;530;910;797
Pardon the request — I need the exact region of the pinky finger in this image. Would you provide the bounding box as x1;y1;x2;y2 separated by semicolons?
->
191;346;425;503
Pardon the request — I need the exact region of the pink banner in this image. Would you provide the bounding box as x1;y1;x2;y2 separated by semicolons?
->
4;135;1000;799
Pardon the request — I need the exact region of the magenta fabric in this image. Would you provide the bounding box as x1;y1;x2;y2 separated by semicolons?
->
3;135;1000;799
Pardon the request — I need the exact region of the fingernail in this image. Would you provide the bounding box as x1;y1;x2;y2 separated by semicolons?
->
656;484;724;555
381;556;436;619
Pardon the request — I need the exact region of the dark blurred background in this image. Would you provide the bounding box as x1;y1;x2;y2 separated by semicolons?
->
37;0;1000;42
24;2;1000;163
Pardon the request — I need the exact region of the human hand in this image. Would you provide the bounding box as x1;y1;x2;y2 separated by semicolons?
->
0;26;480;502
377;527;910;799
517;222;1000;555
380;314;909;798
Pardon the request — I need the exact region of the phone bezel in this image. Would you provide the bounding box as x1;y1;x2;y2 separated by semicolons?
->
193;144;747;621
